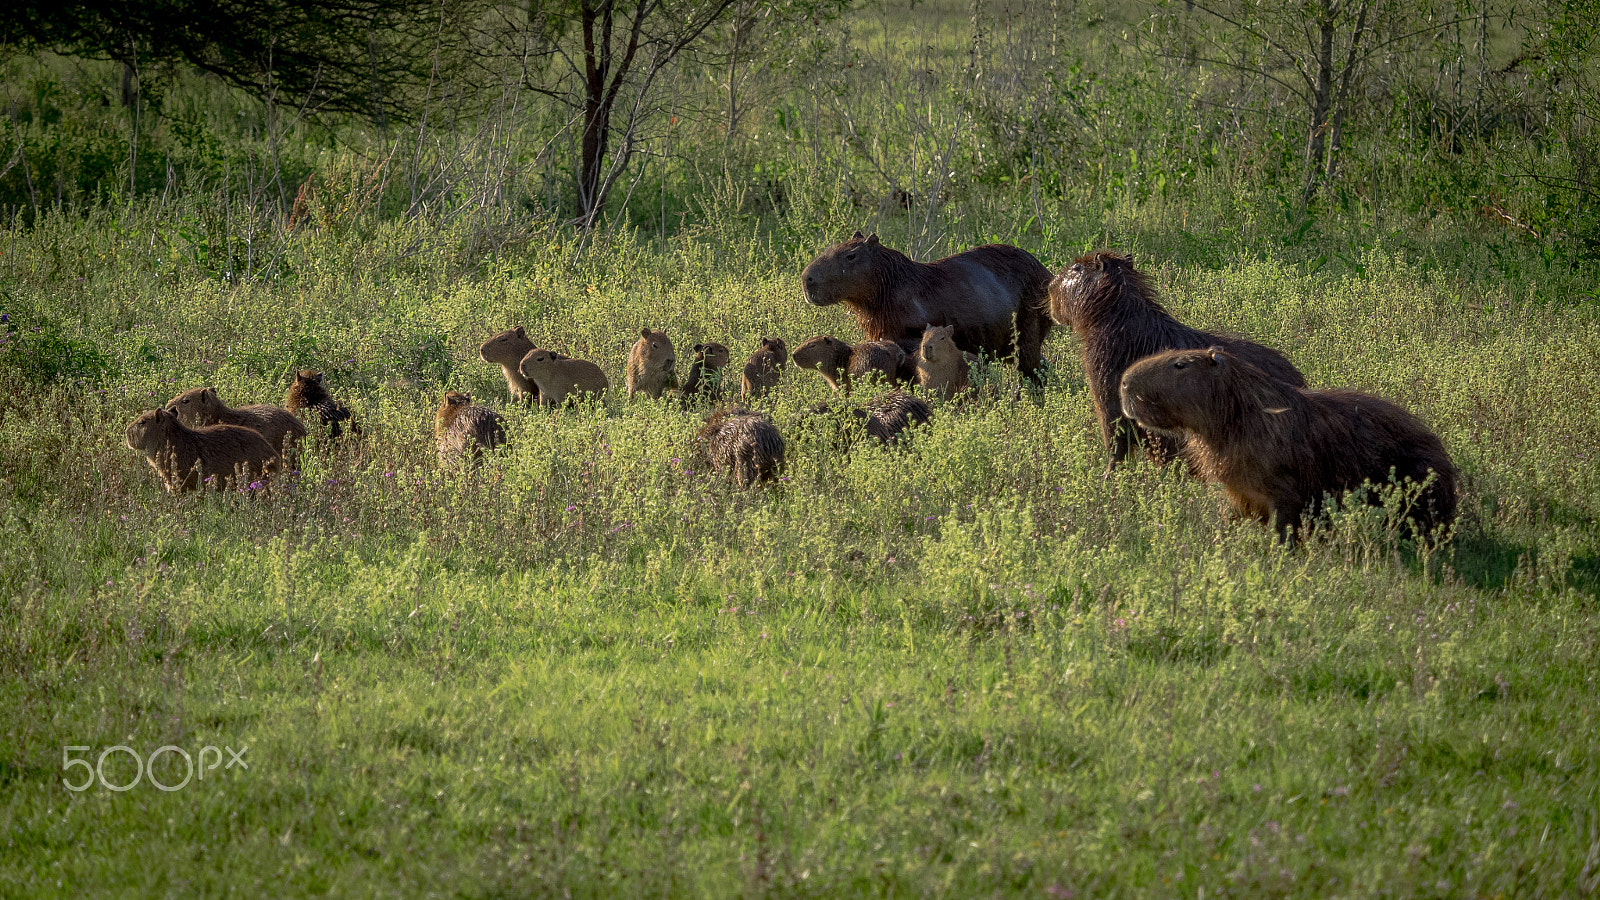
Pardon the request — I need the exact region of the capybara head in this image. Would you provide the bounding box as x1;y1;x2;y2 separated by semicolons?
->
758;337;788;365
1120;346;1265;436
632;328;676;374
792;335;851;371
693;342;731;370
165;386;224;422
480;326;534;365
801;231;886;307
288;369;328;402
918;325;959;362
1048;250;1138;329
517;349;561;379
125;407;178;452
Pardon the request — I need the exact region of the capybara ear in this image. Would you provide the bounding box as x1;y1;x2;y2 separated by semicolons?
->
694;343;704;352
1207;346;1227;365
851;229;865;241
866;233;880;246
206;387;218;400
514;325;526;338
641;327;651;338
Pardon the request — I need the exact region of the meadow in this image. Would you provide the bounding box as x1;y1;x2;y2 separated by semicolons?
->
2;0;1599;896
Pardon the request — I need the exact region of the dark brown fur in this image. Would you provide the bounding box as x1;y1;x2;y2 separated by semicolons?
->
801;231;1053;381
125;407;278;492
284;370;360;439
856;391;933;444
1049;250;1307;472
166;387;306;453
435;391;507;464
679;342;732;404
696;406;785;488
1120;347;1458;540
741;337;787;401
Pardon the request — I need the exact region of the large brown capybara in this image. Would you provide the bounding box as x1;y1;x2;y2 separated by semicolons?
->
435;391;507;465
166;386;306;454
1049;250;1306;473
801;231;1053;382
696;406;785;489
285;370;361;439
1119;347;1458;541
626;328;678;400
125;407;279;493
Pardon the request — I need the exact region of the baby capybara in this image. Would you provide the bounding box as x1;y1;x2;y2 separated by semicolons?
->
626;328;677;400
479;327;570;405
125;407;278;492
792;335;907;393
856;391;932;444
435;391;507;465
679;342;732;404
517;349;609;407
1119;347;1457;540
741;337;787;401
285;370;360;439
166;386;306;453
916;325;970;400
696;406;785;489
1049;250;1305;472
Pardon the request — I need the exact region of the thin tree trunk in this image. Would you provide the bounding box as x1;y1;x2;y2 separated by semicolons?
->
1301;8;1334;207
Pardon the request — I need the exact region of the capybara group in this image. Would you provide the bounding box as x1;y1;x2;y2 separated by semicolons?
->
679;342;732;404
916;325;971;400
801;231;1052;381
518;349;609;407
792;334;907;392
1049;250;1305;472
626;328;678;400
166;386;306;453
435;391;507;464
741;337;788;401
285;370;360;439
697;407;785;488
1120;347;1457;539
125;407;279;492
478;326;541;404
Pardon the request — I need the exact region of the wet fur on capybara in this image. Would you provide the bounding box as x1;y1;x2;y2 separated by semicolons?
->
285;370;360;439
517;349;609;407
793;335;907;393
1119;347;1457;539
679;342;732;404
166;387;306;453
626;328;678;400
125;407;279;493
435;391;507;464
1049;250;1306;471
741;337;788;401
916;325;970;400
801;231;1053;381
856;391;932;444
696;406;785;488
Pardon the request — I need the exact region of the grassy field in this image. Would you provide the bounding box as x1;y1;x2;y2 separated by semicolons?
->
3;0;1599;896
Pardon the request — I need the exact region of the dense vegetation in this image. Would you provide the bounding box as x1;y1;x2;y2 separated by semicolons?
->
1;0;1597;896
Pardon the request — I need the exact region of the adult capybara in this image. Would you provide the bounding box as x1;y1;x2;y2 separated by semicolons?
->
125;407;279;493
517;349;609;407
741;337;787;401
792;335;907;393
285;370;360;439
916;325;971;400
1119;347;1457;540
1049;250;1305;472
679;342;732;404
166;387;306;453
435;391;507;465
801;231;1052;381
696;406;785;488
626;328;678;400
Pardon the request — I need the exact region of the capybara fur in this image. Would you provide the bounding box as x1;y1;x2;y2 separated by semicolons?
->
1120;347;1458;540
857;391;932;444
679;342;732;404
801;231;1053;381
741;337;788;401
696;406;785;489
517;349;609;407
166;387;306;453
479;327;570;405
125;407;278;493
1049;250;1305;472
435;391;507;465
793;335;907;393
916;325;971;400
284;370;361;439
626;328;678;399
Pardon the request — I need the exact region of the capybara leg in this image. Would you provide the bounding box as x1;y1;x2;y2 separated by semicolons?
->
1015;311;1048;386
1104;417;1138;474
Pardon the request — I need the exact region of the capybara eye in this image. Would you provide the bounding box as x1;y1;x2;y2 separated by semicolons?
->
845;253;856;261
1173;361;1188;370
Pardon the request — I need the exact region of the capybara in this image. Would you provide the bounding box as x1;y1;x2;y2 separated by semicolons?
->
125;407;279;493
801;231;1053;381
696;406;785;488
1049;250;1305;472
435;391;507;465
792;335;908;393
1119;347;1458;540
679;342;732;404
741;337;787;401
626;328;678;400
284;370;361;439
856;391;933;444
517;349;609;407
479;328;569;405
166;387;306;453
916;325;971;400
